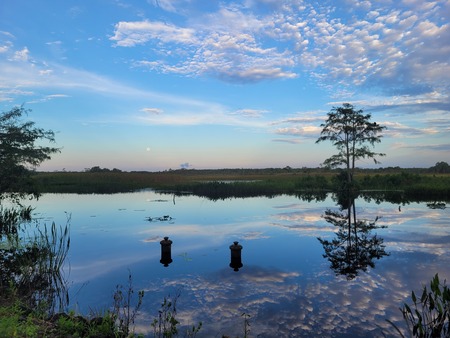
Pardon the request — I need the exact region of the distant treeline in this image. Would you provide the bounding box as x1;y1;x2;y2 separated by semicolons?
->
33;163;450;202
65;161;450;175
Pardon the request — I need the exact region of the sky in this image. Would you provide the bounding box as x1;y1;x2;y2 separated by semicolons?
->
1;0;449;171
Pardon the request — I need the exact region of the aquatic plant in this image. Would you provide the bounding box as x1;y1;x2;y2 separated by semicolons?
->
401;274;449;337
151;290;202;338
0;210;70;315
112;271;144;337
0;205;32;236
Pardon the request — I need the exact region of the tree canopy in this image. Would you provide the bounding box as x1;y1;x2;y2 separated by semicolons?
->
0;106;60;202
316;103;386;183
430;161;450;174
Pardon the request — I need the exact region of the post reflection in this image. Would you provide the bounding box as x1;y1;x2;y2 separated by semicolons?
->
318;190;389;280
160;236;173;267
229;241;243;271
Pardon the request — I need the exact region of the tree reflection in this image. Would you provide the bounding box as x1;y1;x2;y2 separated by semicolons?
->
426;201;447;209
318;190;389;280
0;206;70;314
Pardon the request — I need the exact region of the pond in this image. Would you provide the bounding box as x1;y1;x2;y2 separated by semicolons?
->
28;191;450;337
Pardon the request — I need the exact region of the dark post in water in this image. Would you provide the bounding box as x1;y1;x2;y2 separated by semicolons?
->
229;241;243;271
160;236;173;267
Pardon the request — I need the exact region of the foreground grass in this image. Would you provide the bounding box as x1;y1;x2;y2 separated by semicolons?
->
33;168;450;201
0;296;117;338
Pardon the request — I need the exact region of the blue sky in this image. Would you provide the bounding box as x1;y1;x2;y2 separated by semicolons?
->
1;0;449;171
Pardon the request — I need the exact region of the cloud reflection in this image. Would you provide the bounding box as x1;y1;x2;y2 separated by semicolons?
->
131;265;432;337
56;193;450;337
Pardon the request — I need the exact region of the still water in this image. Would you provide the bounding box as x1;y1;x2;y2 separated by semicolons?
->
30;191;450;337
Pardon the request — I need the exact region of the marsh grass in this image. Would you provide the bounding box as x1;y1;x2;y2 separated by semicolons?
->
0;205;32;235
33;169;450;201
13;221;70;314
0;207;75;337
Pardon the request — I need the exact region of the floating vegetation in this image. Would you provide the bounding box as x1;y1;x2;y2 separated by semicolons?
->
146;215;173;222
179;252;192;262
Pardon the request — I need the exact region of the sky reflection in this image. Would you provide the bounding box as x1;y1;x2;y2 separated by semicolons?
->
29;191;450;337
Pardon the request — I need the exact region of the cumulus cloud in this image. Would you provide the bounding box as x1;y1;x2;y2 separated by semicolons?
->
12;47;30;61
110;0;450;99
0;31;14;54
0;45;10;53
111;5;298;83
275;125;321;137
110;20;196;47
383;121;438;138
269;112;325;142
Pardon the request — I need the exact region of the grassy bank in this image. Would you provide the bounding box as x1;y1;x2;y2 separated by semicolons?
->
32;168;450;201
32;168;333;194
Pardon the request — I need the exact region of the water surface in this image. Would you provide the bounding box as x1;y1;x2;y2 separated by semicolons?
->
31;191;450;337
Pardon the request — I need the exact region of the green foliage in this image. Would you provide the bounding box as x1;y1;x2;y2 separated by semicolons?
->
50;310;117;338
0;305;40;338
32;168;450;201
429;162;450;174
358;172;450;201
86;166;123;173
0;106;60;203
55;312;87;337
151;291;202;338
295;174;331;191
401;273;450;337
0;207;70;315
112;271;145;337
316;103;386;183
151;293;180;338
0;205;32;236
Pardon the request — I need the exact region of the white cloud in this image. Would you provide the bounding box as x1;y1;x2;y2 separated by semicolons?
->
230;109;268;118
0;45;9;53
141;107;163;115
383;121;438;138
274;125;321;137
12;47;30;61
148;0;185;13
111;4;299;83
110;20;196;47
27;93;70;104
109;0;450;101
0;57;216;109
